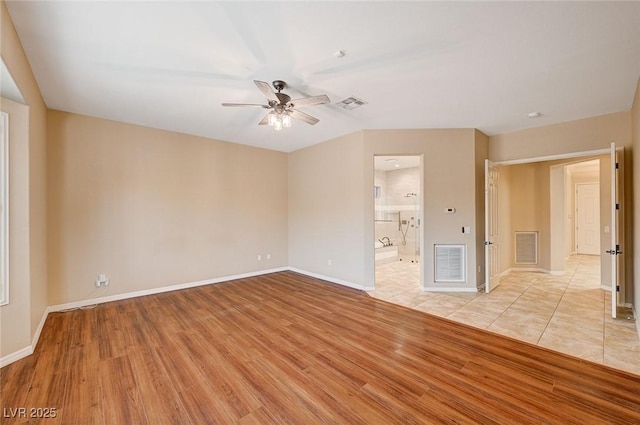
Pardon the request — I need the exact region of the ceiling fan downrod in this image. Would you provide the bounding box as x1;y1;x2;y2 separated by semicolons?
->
272;80;286;93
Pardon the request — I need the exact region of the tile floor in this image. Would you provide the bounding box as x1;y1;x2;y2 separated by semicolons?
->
369;255;640;376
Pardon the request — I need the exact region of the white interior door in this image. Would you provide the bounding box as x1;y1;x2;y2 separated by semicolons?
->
484;160;500;292
608;142;619;319
575;183;600;255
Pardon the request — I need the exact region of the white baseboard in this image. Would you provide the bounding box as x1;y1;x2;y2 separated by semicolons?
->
423;286;478;293
0;346;33;368
31;306;50;350
287;267;364;290
49;267;288;312
510;267;550;274
1;267;288;368
0;306;50;368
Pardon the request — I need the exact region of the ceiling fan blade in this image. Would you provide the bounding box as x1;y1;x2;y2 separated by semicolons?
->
289;94;330;108
258;113;270;125
221;103;269;108
254;80;279;103
290;109;320;125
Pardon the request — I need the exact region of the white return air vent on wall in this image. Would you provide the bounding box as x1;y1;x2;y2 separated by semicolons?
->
434;245;466;282
515;231;538;264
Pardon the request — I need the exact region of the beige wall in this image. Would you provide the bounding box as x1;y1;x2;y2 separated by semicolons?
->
507;162;551;271
288;131;366;285
503;157;608;273
0;0;48;359
490;112;632;162
497;165;512;276
363;129;483;290
0;99;31;356
288;128;485;290
632;78;640;313
47;111;288;305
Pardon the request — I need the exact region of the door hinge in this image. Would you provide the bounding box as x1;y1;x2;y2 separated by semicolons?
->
616;285;620;292
616;203;620;210
616;162;620;169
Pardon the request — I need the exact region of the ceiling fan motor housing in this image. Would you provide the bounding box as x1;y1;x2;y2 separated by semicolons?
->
272;80;287;92
275;92;291;105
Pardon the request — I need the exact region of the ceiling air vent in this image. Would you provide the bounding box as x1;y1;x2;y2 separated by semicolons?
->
336;96;367;110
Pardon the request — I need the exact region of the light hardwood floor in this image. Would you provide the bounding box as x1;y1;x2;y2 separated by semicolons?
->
372;254;640;376
2;271;640;424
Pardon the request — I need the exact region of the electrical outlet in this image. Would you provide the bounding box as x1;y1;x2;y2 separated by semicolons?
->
257;254;262;261
328;259;332;266
266;254;271;260
95;274;109;287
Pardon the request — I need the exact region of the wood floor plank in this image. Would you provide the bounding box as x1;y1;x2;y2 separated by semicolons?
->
13;314;72;425
99;355;148;425
173;331;262;419
58;314;103;425
2;270;639;424
0;353;40;424
128;348;193;425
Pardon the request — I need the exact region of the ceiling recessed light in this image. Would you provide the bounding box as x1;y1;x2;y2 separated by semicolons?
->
528;112;542;118
394;164;400;168
334;49;346;58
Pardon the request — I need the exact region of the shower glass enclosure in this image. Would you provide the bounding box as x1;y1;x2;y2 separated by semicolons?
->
398;193;420;263
374;156;421;264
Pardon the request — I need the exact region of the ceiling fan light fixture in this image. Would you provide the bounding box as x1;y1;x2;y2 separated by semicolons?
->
282;113;292;128
223;80;328;130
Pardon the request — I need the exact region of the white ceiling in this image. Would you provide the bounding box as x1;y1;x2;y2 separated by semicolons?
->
374;156;420;172
1;58;25;105
5;1;640;153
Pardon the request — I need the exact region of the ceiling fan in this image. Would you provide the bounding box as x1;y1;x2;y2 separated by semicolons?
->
222;80;330;130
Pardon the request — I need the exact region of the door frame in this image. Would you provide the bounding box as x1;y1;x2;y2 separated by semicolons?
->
489;147;621;309
372;154;425;290
484;159;500;292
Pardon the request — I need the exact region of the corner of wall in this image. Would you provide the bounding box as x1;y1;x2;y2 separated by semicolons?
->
1;0;49;363
632;77;640;314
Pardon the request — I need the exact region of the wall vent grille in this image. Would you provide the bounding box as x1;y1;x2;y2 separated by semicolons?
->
515;231;538;264
434;244;465;282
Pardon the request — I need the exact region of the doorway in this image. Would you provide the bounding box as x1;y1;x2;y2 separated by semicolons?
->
372;155;422;297
486;149;622;318
576;183;600;255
